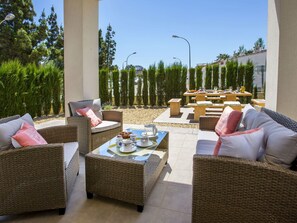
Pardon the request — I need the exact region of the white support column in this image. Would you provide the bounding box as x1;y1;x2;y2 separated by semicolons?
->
266;0;297;120
64;0;99;117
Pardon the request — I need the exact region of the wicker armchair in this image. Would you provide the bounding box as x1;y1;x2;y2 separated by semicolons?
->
0;116;79;216
67;99;123;154
192;109;297;223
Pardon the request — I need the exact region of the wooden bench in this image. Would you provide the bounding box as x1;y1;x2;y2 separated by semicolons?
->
186;101;213;120
168;98;182;116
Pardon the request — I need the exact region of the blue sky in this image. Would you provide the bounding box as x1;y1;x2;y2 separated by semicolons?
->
32;0;267;69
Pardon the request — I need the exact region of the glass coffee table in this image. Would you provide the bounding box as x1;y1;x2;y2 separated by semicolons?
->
85;129;169;212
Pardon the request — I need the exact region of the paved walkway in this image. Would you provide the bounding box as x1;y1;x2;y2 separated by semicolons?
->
153;107;198;125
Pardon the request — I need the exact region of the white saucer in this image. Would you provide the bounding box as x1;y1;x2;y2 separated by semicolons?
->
119;145;137;153
136;141;153;148
141;132;158;138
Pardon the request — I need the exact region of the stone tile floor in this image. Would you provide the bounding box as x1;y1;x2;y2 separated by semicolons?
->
0;123;198;223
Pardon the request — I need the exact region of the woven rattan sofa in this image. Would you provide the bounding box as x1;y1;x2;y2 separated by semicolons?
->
192;108;297;223
0;115;79;216
67;99;123;154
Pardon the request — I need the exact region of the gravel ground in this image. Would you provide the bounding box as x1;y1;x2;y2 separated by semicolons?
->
34;106;197;128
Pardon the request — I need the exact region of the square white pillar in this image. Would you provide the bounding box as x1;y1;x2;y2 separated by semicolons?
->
266;0;297;120
64;0;99;117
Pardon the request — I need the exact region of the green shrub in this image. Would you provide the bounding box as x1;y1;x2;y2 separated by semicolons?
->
112;69;120;106
220;66;226;89
196;66;203;89
226;60;233;89
237;63;245;87
121;70;128;106
181;66;187;106
148;65;156;106
136;76;142;106
212;64;219;88
165;66;172;103
189;68;195;90
205;64;212;89
253;85;258;99
128;68;135;106
142;69;148;106
245;60;254;93
24;63;38;117
232;60;238;89
99;69;109;104
156;61;165;106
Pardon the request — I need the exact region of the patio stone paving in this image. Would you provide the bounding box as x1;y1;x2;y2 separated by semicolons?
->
0;122;198;223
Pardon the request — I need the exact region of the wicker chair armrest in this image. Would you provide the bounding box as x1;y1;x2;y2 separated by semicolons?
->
67;116;91;153
192;155;297;222
0;144;66;209
38;125;78;144
199;116;220;131
102;110;123;123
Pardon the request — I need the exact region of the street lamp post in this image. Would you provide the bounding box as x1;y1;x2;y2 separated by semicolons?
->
172;35;191;69
126;52;136;69
0;13;15;25
173;56;182;64
172;35;191;88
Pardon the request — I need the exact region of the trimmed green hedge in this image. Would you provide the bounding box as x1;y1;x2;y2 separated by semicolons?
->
0;60;62;118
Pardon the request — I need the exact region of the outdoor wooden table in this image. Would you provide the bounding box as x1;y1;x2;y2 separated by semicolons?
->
183;90;252;102
251;99;266;107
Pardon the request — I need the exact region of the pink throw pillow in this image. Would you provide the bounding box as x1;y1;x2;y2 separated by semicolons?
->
76;107;102;127
213;128;264;160
12;122;48;147
215;106;242;136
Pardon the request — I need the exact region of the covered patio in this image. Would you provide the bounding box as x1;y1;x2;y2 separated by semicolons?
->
1;0;297;222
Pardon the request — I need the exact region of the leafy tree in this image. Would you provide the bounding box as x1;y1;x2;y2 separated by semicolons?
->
54;26;64;69
254;38;265;52
142;69;148;106
156;61;165;106
216;53;230;61
233;45;246;57
0;0;36;64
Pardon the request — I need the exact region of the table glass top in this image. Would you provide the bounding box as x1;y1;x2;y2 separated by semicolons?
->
91;128;168;162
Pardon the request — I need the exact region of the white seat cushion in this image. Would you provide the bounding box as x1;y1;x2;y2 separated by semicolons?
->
196;130;218;155
197;101;213;106
224;101;240;106
91;120;121;133
64;142;79;168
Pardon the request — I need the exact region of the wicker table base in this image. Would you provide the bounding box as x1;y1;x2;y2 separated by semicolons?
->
85;130;169;212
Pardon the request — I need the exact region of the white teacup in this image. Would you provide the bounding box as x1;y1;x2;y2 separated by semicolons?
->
122;139;133;150
140;135;149;146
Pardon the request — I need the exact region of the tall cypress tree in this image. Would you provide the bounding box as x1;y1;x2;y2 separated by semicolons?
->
142;69;148;106
47;6;59;62
98;29;106;69
148;65;156;106
156;61;165;106
128;68;135;106
104;24;116;70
